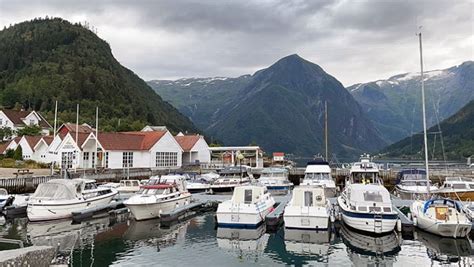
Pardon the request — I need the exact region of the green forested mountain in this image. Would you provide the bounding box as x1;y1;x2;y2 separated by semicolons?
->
0;18;198;133
348;61;473;143
151;54;387;159
381;100;474;160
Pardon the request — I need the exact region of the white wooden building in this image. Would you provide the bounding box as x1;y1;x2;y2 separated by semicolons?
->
0;110;51;138
174;133;210;165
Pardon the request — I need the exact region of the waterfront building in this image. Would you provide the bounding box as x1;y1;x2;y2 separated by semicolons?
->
174;132;211;165
0;109;51;138
273;152;285;162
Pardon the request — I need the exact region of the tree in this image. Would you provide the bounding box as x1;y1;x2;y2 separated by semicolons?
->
0;127;14;140
16;125;42;136
5;149;14;158
13;145;22;160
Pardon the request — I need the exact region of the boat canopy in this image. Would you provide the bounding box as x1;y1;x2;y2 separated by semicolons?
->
423;198;462;214
231;186;266;204
292;186;326;207
348;184;391;204
31;179;83;200
396;169;426;184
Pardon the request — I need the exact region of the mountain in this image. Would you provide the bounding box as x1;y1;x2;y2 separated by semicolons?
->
151;54;387;158
0;18;198;133
381;100;474;160
149;76;251;129
348;61;474;143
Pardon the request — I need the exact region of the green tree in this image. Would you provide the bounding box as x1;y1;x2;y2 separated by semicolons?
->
5;149;14;158
0;127;14;140
16;125;42;136
13;145;22;160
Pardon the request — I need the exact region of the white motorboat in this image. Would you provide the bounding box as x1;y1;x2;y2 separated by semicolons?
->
284;186;331;230
337;154;397;234
27;179;118;222
216;185;275;228
410;32;472;239
211;167;251;193
124;174;192;221
186;173;215;193
257;167;293;194
411;198;471;238
301;159;336;197
0;188;9;209
435;177;474;201
395;169;438;200
116;180;142;194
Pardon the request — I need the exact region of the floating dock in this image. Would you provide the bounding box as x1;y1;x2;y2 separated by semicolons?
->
72;200;125;222
265;194;291;230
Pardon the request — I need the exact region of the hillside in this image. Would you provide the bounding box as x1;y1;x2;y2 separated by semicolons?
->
148;76;251;129
381;100;474;160
151;54;387;158
348;61;474;143
0;18;198;133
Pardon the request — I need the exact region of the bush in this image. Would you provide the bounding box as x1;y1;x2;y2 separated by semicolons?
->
5;149;14;158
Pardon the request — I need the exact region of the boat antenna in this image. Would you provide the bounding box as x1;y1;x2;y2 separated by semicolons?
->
418;28;430;197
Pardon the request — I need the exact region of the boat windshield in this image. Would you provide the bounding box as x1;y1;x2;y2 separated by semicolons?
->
32;183;76;200
139;188;168;195
401;180;429;186
363;191;383;202
304;173;330;180
351;172;378;183
402;174;426;181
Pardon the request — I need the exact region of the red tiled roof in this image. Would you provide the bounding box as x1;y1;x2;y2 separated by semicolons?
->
174;135;200;152
98;131;167;151
23;136;43;151
2;110;51;128
273;152;284;156
0;142;10;154
59;123;95;134
42;136;54;145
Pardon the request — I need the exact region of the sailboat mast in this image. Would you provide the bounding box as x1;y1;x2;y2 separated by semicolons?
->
325;101;328;161
418;31;430;196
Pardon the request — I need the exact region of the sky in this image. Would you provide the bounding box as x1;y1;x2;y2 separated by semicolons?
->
0;0;472;86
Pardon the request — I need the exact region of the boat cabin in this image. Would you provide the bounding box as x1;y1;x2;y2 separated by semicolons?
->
260;168;289;179
291;186;327;207
143;175;187;192
396;169;431;186
119;180;141;188
440;177;474;190
31;179;111;201
231;186;268;205
344;184;392;213
349;155;380;184
219;167;250;179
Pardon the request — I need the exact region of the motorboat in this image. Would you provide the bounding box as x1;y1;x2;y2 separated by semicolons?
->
337;154;398;234
395;169;438;200
124;174;192;221
0;188;9;209
186;173;216;193
216;185;275;228
416;229;471;264
410;198;471;238
216;225;269;261
436;177;474;201
301;159;336;197
257;167;293;194
211;167;251;193
117;179;142;194
284;186;331;230
284;228;331;257
339;223;400;266
27;179;118;222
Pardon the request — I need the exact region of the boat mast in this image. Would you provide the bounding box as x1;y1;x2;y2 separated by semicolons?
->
418;30;430;196
325;101;328;161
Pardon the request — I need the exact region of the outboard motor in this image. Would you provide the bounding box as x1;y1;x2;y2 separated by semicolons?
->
2;196;15;210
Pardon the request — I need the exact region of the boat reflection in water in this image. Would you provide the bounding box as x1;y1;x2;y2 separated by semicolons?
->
284;229;331;263
339;224;401;266
124;218;189;250
216;225;269;262
416;230;473;265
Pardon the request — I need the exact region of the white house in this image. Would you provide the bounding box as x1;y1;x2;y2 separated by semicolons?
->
0;137;21;155
174;133;210;165
16;136;54;163
53;129;184;170
273;152;285;162
0;110;51;138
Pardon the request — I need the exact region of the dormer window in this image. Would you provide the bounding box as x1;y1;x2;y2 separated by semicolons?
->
29;119;35;125
0;118;3;125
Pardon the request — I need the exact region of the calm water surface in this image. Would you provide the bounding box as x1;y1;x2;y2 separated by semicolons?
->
0;213;473;266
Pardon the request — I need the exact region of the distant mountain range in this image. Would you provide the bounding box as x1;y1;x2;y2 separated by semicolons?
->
150;54;387;158
0;18;198;133
347;61;474;143
381;100;474;159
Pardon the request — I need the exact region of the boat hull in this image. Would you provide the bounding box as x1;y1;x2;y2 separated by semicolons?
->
284;207;330;230
337;197;397;234
217;199;275;228
27;193;117;222
416;216;471;238
126;194;191;221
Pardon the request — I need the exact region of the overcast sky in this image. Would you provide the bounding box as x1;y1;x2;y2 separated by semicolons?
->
1;0;472;86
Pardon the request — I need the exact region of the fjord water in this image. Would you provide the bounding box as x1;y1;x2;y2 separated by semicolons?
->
1;214;473;266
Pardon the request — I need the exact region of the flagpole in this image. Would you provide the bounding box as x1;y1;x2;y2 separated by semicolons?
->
95;106;99;170
75;104;79;173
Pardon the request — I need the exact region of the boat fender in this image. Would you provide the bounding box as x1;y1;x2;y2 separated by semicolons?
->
413;217;417;227
330;215;335;223
396;219;402;232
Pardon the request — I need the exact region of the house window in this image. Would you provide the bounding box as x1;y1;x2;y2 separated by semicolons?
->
61;152;74;169
29;119;35;126
0;118;3;125
156;152;178;167
122;152;133;168
92;152;96;168
105;152;109;168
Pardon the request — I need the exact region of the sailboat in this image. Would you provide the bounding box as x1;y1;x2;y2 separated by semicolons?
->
409;31;471;238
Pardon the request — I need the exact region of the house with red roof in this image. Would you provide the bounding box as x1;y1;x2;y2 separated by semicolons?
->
16;136;55;163
174;132;210;165
53;129;183;170
0;109;51;138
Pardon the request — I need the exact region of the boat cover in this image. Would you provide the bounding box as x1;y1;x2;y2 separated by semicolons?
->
423;198;462;214
31;180;81;200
